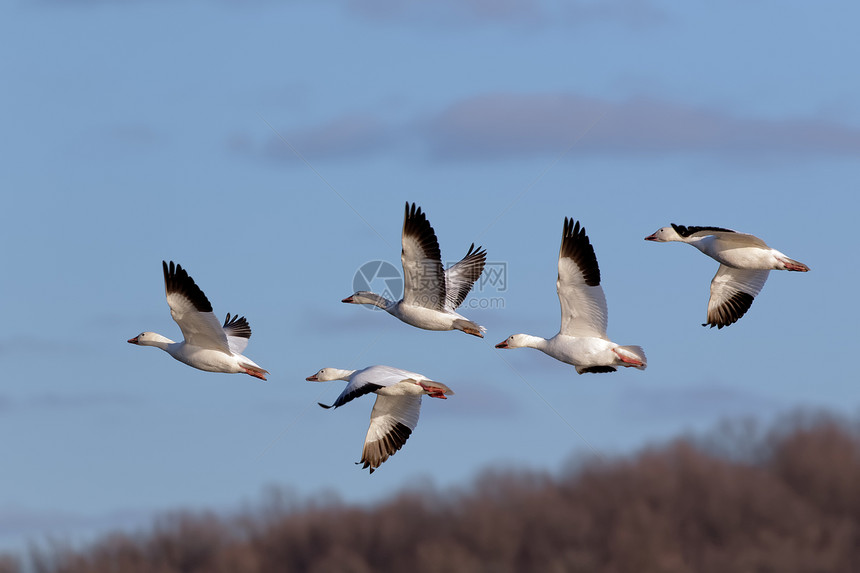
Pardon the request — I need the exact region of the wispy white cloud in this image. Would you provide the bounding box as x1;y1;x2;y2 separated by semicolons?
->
424;93;860;160
256;92;860;163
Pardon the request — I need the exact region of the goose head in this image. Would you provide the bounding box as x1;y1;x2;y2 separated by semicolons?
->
306;368;354;382
495;334;531;349
341;291;393;309
127;332;172;346
644;226;681;242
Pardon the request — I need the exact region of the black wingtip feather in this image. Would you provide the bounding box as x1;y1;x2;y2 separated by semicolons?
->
359;421;413;473
704;291;755;329
162;260;213;313
671;224;735;238
445;242;488;310
580;365;617;374
331;383;384;409
463;242;487;260
560;218;601;287
401;202;446;310
402;203;441;264
223;313;252;339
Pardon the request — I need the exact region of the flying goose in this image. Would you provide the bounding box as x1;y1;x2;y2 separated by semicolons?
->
495;218;646;374
342;202;487;337
307;365;453;473
128;261;268;380
645;224;809;328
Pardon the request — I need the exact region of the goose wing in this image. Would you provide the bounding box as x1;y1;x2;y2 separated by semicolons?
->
322;365;418;409
444;243;487;311
557;219;609;338
359;394;422;473
163;261;231;354
671;224;769;248
222;313;252;355
705;266;770;328
401;202;446;311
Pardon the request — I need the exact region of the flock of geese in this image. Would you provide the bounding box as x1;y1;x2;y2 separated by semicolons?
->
128;202;809;473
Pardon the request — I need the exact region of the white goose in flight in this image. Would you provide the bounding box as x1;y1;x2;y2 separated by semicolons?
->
495;218;646;374
342;202;487;337
645;224;809;328
128;261;268;380
307;365;454;473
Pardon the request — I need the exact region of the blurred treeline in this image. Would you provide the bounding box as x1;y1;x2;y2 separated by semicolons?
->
4;411;859;573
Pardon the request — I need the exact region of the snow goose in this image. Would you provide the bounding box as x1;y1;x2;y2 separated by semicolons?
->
128;261;268;380
342;202;487;337
495;218;646;374
306;364;453;473
644;224;810;328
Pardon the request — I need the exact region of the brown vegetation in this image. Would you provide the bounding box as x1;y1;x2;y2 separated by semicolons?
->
8;412;860;573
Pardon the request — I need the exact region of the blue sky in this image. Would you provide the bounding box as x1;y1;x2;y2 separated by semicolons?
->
2;0;859;552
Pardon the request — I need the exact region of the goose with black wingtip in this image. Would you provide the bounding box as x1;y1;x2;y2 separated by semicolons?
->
342;202;487;337
307;365;454;473
128;261;269;380
495;218;646;374
644;224;809;328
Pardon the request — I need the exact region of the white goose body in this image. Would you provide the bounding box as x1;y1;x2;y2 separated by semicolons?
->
148;335;261;375
394;303;478;332
342;202;487;337
496;218;646;375
128;261;268;380
510;334;641;374
645;224;809;328
347;292;481;333
687;235;797;270
307;365;454;473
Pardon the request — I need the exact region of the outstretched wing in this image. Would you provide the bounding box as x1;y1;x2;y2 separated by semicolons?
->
672;224;769;248
320;383;383;410
359;394;422;474
401;202;446;311
222;313;251;355
444;243;487;311
556;219;609;338
321;365;419;409
163;261;231;354
705;266;770;328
